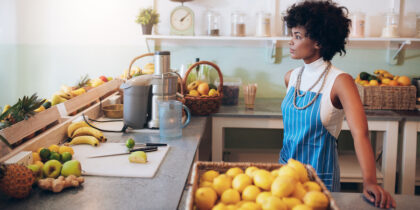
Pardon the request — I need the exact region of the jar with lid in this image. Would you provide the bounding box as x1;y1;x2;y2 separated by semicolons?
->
207;11;221;36
382;11;399;37
256;12;271;37
231;12;246;36
416;13;420;37
281;12;291;36
349;12;365;37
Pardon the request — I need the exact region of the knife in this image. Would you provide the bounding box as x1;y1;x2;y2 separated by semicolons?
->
122;143;167;147
87;146;158;158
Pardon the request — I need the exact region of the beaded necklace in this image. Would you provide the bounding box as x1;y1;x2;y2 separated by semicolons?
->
293;62;331;110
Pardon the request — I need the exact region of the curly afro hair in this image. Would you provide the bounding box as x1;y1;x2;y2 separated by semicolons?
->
284;0;351;61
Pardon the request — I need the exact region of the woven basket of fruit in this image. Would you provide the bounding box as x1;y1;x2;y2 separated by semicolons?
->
186;161;339;210
183;61;223;116
355;70;417;110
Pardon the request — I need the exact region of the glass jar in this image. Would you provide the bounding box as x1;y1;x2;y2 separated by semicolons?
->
207;11;221;36
231;12;246;36
256;12;271;37
382;12;399;37
350;12;365;37
281;12;291;36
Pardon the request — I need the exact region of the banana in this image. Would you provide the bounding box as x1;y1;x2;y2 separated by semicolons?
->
69;136;99;146
72;127;107;142
67;121;89;137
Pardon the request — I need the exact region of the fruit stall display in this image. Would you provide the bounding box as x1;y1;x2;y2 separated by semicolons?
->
188;160;337;210
354;70;416;110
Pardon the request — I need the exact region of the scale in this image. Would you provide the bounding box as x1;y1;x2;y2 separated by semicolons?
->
170;0;195;35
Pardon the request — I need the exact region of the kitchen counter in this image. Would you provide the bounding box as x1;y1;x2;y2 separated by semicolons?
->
0;117;209;210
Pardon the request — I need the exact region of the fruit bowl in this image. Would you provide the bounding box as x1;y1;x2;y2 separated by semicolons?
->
102;104;123;118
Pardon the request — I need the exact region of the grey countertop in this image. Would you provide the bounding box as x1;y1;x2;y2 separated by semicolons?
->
0;117;209;210
213;98;417;121
331;192;420;210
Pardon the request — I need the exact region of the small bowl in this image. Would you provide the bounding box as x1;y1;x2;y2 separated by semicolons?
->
102;104;123;118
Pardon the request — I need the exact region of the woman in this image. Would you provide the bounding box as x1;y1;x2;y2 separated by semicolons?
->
280;1;396;208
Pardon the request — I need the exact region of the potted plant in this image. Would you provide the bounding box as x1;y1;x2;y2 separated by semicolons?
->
135;8;160;35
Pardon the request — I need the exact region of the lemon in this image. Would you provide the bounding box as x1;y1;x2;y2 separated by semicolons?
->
221;189;241;205
232;174;252;192
226;205;236;210
271;169;280;177
213;174;232;195
212;203;228;210
303;181;321;192
261;196;287;210
303;191;329;210
253;169;273;190
58;146;74;155
195;187;217;210
287;159;309;183
271;175;296;198
291;182;307;200
199;181;213;188
256;192;272;205
189;90;200;97
209;89;219;97
32;152;41;163
245;166;259;178
34;160;44;168
226;167;244;178
48;144;60;153
278;165;299;181
282;197;302;209
201;170;220;183
292;204;312;210
239;201;262;210
242;185;261;201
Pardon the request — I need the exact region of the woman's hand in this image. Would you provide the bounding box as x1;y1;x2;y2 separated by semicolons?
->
363;182;396;208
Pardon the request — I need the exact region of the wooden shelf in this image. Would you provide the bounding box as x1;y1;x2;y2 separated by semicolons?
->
143;34;420;42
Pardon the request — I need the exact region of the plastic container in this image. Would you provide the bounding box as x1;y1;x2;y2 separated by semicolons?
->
382;11;399;38
350;12;365;37
215;77;241;105
281;12;291;36
256;12;271;37
231;12;246;36
207;11;221;36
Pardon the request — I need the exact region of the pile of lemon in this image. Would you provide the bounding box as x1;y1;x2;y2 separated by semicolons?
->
195;159;329;210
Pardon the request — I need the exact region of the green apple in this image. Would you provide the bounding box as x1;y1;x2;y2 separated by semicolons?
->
42;160;62;178
129;151;147;163
60;152;72;163
61;160;82;177
27;164;43;181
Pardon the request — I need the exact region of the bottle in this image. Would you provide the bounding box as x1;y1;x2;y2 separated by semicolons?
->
281;12;291;36
350;12;365;37
382;11;399;38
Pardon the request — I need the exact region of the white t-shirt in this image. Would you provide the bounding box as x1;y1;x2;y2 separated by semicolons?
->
287;58;345;138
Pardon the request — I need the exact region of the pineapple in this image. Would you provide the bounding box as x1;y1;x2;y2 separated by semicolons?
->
75;74;90;89
0;163;35;199
0;94;45;129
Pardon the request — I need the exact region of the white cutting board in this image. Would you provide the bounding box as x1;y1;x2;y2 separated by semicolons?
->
72;143;170;178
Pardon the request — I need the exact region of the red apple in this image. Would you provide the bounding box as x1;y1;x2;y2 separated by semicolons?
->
99;76;108;82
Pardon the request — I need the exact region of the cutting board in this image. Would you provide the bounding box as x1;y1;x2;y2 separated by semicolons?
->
72;143;170;178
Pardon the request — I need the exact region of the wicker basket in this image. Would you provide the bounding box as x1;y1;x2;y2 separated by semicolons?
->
182;61;224;116
356;83;416;110
186;161;339;210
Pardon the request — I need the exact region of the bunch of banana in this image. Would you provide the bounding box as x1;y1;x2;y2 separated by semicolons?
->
67;121;107;146
374;69;395;84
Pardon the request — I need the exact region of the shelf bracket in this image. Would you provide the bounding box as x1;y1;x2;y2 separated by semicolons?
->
266;40;280;64
386;40;411;65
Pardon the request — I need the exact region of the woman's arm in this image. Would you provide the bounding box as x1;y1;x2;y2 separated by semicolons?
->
332;73;396;208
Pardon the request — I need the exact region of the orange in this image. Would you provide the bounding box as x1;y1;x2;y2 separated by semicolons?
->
368;80;379;86
197;83;210;96
397;76;411;86
388;80;399;86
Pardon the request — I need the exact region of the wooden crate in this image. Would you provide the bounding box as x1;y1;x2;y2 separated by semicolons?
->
186;161;339;210
0;93;121;162
64;79;123;115
357;83;416;110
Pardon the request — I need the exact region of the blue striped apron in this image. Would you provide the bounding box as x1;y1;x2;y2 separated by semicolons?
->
280;86;340;192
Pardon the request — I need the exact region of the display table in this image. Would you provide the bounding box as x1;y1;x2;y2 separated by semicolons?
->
212;98;402;193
